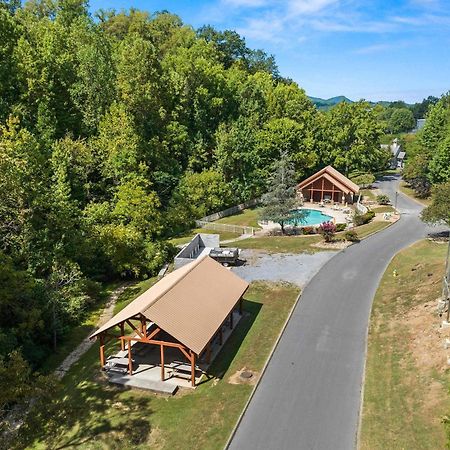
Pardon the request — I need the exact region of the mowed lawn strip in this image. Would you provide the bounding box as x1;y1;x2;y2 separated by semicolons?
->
228;234;323;253
214;207;262;229
348;220;391;239
360;240;449;449
167;228;241;247
229;221;391;253
399;181;431;206
23;281;299;450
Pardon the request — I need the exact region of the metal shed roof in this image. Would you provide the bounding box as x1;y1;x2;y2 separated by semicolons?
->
90;255;249;354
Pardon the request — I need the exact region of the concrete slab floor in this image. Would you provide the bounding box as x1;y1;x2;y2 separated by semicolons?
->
105;311;242;394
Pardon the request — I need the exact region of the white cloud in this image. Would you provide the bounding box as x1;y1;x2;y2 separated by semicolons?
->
237;15;286;42
223;0;269;7
288;0;340;15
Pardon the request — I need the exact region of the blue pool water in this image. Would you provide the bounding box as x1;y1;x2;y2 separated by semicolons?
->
286;208;333;226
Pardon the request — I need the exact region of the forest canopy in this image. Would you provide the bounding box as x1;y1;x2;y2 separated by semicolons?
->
0;0;391;367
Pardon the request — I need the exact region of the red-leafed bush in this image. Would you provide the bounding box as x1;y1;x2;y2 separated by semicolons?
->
318;221;336;242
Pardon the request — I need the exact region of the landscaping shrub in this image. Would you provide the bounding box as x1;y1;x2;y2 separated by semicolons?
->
301;226;317;235
376;194;390;205
318;221;336;242
344;230;359;242
335;223;347;232
354;210;375;226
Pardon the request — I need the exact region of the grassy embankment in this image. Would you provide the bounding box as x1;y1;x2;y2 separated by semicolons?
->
360;239;449;449
399;181;431;206
23;281;299;450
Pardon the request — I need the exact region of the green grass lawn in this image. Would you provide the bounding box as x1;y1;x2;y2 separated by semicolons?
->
229;220;391;253
21;282;299;450
227;234;323;253
371;205;395;213
347;220;391;239
360;188;377;201
399;181;431;206
215;207;262;229
360;240;449;449
167;228;241;247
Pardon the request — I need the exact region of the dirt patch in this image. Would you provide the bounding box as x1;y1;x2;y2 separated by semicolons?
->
404;299;449;375
228;368;259;385
311;240;351;250
373;212;400;223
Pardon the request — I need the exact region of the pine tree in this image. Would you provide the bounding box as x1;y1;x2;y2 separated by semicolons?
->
260;152;298;234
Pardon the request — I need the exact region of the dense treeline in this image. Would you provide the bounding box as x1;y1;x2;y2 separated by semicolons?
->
0;0;390;367
403;94;450;194
403;94;450;225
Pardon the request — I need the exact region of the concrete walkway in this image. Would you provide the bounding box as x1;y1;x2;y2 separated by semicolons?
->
228;174;438;450
54;283;131;379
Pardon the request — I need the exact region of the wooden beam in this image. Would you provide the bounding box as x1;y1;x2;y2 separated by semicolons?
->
128;338;133;375
219;326;223;345
190;350;196;387
230;311;234;329
99;334;105;369
120;322;125;351
120;335;190;350
126;319;144;339
147;327;161;341
160;344;165;381
178;345;191;361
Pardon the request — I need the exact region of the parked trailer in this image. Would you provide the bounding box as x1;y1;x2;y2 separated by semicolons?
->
209;248;240;266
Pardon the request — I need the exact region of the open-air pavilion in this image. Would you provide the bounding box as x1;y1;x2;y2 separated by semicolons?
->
297;165;359;204
90;255;249;392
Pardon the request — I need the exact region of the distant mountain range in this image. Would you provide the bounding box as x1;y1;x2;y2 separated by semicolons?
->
308;95;411;110
308;96;353;109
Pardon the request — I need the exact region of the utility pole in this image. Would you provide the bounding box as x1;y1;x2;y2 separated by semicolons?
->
394;191;398;210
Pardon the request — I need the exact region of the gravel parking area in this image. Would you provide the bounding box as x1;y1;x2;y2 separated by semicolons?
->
232;249;337;287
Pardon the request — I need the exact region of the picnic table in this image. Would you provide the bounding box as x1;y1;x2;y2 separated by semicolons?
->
105;356;134;374
167;361;200;380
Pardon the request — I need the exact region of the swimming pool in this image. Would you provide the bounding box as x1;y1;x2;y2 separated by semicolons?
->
286;208;333;226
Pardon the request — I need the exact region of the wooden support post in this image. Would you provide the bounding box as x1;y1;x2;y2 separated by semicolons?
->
160;344;165;381
141;317;147;339
190;351;196;387
230;311;234;329
120;322;125;351
239;297;243;315
128;339;132;375
219;326;223;345
99;334;105;369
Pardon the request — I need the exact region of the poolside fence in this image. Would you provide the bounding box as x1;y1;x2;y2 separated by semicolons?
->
195;198;260;236
195;221;256;236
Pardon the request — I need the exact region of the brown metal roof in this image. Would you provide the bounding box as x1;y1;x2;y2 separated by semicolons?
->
297;165;359;194
90;255;249;355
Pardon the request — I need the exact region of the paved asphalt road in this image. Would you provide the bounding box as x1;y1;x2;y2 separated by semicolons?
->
228;175;437;450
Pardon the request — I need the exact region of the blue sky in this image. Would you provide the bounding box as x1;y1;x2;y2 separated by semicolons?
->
89;0;450;103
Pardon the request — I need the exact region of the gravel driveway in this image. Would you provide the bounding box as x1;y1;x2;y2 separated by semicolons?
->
232;249;337;287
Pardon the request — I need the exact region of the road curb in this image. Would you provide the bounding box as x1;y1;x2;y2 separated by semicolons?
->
224;217;401;449
223;285;303;449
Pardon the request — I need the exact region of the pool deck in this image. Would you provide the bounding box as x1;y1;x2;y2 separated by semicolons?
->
259;202;351;231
